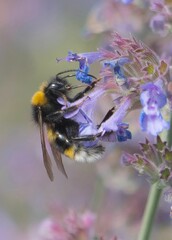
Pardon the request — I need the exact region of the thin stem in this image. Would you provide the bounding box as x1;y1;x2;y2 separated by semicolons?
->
138;112;172;240
138;182;162;240
167;113;172;148
91;175;105;211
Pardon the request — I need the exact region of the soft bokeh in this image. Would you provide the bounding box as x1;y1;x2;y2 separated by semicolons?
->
0;1;172;239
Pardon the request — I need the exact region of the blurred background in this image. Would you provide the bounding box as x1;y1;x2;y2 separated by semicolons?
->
0;0;171;239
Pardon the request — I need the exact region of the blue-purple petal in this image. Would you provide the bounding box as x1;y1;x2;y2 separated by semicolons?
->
76;65;92;84
140;80;169;136
99;97;132;133
140;82;167;109
121;0;133;4
140;111;147;132
66;51;103;65
140;111;169;136
116;124;132;142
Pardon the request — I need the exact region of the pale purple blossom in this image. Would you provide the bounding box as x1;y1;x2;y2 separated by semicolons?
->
98;96;132;133
150;14;168;36
103;58;130;88
140;81;169;135
150;0;172;36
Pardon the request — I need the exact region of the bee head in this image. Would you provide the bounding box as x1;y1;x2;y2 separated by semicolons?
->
45;77;71;100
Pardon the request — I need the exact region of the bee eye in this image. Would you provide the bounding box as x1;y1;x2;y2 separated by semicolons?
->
49;82;63;90
50;83;56;88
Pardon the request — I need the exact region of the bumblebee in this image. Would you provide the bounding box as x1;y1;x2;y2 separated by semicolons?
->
31;71;104;181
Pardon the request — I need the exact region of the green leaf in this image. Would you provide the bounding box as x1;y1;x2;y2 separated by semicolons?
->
160;168;170;180
163;148;172;162
158;60;168;76
140;143;150;152
153;135;166;152
135;154;145;165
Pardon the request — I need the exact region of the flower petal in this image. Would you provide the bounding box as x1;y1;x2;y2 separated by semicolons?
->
140;111;169;136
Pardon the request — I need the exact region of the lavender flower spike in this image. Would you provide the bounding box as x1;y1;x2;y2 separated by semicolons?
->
140;80;169;136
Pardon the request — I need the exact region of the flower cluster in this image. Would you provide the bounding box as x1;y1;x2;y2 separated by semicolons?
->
121;136;172;188
150;0;172;36
58;33;170;142
36;210;119;240
85;0;146;36
37;210;96;240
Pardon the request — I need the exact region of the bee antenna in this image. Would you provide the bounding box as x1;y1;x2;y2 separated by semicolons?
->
60;74;77;80
56;69;78;77
56;69;97;80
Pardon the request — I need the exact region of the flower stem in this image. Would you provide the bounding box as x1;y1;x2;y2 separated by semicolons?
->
167;113;172;148
91;175;105;211
138;182;162;240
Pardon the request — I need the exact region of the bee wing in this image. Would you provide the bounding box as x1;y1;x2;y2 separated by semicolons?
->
49;142;68;178
38;108;54;181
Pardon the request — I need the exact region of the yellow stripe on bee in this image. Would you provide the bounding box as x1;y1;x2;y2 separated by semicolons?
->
31;91;48;106
64;147;75;159
47;128;57;142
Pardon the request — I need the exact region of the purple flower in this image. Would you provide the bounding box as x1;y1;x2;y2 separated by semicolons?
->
112;0;134;4
149;0;172;36
57;33;170;145
150;0;170;15
150;14;168;36
102;58;131;90
103;58;130;82
120;0;133;4
140;80;169;135
58;51;103;84
150;0;165;12
140;81;167;109
56;88;105;146
116;123;132;142
57;90;132;143
99;96;132;132
57;87;105;121
66;51;103;65
140;111;169;136
98;96;132;142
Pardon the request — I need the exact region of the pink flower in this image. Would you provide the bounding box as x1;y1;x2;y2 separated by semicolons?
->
37;218;68;240
37;210;96;240
80;211;96;230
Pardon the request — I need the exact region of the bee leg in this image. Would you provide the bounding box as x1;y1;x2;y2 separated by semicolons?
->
46;103;83;122
72;133;101;142
97;107;115;127
69;78;101;102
